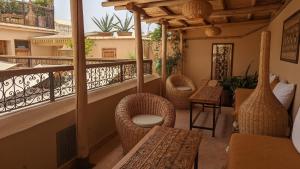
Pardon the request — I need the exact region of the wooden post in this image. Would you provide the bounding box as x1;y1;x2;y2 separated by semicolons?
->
70;0;89;163
134;11;144;93
179;30;184;74
161;22;167;96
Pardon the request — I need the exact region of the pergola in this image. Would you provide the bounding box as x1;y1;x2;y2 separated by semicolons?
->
69;0;290;167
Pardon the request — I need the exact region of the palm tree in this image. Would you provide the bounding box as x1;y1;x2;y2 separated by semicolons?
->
92;14;114;32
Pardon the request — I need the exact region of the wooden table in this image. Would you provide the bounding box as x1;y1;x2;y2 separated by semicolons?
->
111;126;202;169
189;86;223;137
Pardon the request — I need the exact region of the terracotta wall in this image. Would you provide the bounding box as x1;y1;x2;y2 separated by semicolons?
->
183;29;263;87
0;27;54;55
89;38;154;59
0;76;160;169
268;0;300;118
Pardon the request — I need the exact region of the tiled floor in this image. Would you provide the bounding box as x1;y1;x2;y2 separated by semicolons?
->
91;107;234;169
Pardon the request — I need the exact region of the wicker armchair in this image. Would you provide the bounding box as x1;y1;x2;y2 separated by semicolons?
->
115;93;176;153
166;74;196;109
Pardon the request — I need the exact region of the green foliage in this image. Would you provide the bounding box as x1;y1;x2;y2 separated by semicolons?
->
92;14;114;32
155;51;181;77
149;26;162;42
152;30;182;76
220;63;258;95
0;0;18;14
84;39;94;56
128;51;136;59
66;39;95;56
33;0;49;7
114;13;133;32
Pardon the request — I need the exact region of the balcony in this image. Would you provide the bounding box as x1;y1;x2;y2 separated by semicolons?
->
0;0;54;29
0;0;300;169
0;58;152;114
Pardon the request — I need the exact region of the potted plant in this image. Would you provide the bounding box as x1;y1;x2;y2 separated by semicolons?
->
114;13;134;36
32;0;50;27
219;63;258;106
92;14;114;36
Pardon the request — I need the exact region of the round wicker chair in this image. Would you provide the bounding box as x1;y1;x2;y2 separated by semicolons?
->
115;93;176;153
166;74;196;109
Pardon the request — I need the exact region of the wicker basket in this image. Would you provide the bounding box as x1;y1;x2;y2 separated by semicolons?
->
205;26;222;37
182;0;213;19
166;74;196;109
238;31;288;137
115;93;176;153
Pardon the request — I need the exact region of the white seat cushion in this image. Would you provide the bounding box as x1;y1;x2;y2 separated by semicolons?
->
132;114;164;128
208;80;218;87
292;108;300;154
270;73;278;83
176;86;192;91
273;82;295;110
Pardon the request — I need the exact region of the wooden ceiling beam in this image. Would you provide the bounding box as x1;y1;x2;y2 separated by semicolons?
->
143;3;281;23
168;19;270;31
247;0;257;20
159;6;174;15
125;2;150;18
159;6;189;27
220;0;229;23
113;0;187;10
102;0;170;7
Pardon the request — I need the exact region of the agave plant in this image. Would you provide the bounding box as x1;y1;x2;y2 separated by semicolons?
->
114;13;134;32
92;14;114;32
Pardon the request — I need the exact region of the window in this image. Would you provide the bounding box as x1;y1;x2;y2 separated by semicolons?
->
0;41;7;55
14;40;31;56
102;48;116;58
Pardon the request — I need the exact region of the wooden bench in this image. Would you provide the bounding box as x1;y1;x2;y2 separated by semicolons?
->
97;126;202;169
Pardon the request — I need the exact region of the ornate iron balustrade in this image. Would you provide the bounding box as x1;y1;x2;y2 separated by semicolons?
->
0;0;54;29
0;60;152;113
0;55;131;67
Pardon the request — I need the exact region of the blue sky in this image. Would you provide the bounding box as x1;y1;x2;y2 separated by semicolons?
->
54;0;157;34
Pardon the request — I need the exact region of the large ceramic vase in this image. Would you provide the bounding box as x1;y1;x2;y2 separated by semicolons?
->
238;31;288;137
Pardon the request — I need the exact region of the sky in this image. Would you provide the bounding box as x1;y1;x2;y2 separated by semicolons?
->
53;0;158;34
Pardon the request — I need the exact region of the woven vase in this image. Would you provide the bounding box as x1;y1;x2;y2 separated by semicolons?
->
238;31;288;137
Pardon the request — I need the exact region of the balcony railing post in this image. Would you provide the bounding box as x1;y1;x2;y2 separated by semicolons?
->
120;63;124;82
49;72;55;102
22;1;26;25
150;60;153;74
27;58;32;67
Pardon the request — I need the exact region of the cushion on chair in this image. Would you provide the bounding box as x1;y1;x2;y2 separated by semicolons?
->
292;108;300;154
132;114;164;128
207;80;218;87
176;86;192;91
273;82;295;109
270;73;278;83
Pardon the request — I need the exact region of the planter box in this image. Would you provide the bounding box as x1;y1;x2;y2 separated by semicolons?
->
38;16;46;28
117;32;132;36
97;32;113;36
222;89;233;107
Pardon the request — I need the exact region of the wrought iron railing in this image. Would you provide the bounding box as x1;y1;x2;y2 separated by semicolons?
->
0;60;152;113
0;0;54;29
0;55;131;67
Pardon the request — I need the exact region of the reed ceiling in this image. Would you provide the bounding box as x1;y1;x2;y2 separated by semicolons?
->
102;0;288;31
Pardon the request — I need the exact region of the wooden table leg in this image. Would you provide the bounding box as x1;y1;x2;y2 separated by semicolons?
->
190;102;193;130
212;105;216;137
194;152;199;169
